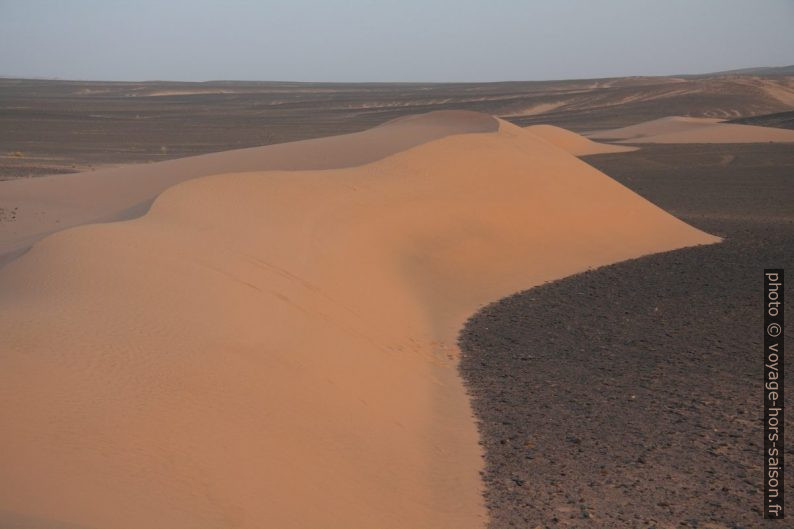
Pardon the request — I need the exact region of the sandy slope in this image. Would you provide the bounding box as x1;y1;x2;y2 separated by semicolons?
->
587;116;724;139
588;116;794;143
0;111;496;265
0;115;718;529
524;124;637;155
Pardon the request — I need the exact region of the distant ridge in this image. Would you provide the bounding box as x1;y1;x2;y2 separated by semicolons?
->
690;64;794;77
4;65;794;84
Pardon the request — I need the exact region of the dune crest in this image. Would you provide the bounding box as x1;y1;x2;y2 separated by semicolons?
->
0;113;718;529
522;124;637;155
0;110;496;266
588;115;794;143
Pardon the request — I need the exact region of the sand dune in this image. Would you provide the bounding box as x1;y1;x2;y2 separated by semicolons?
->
588;115;794;143
0;110;496;265
524;124;637;155
587;116;723;139
0;114;718;529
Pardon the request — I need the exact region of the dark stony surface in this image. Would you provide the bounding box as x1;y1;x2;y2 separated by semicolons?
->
729;110;794;130
459;143;793;528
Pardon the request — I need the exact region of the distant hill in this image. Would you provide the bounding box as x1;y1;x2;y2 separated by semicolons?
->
694;65;794;77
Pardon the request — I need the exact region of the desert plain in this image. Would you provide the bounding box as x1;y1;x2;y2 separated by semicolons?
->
0;70;792;528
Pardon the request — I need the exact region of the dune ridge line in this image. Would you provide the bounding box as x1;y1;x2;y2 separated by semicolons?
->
0;110;497;266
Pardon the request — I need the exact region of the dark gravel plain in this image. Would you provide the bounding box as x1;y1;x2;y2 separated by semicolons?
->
729;110;794;130
459;143;793;528
3;75;791;179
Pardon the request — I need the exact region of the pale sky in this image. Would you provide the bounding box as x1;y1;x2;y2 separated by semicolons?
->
1;0;793;82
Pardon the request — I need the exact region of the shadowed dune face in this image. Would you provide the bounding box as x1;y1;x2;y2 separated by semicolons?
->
0;110;497;265
0;114;718;529
588;115;794;143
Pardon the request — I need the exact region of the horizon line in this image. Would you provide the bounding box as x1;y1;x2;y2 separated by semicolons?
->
1;63;792;85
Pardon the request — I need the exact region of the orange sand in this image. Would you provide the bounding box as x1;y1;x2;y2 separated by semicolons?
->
588;116;794;143
524;124;637;155
0;111;496;265
0;113;718;529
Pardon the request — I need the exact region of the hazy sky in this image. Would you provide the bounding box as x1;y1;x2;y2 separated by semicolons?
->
1;0;793;82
